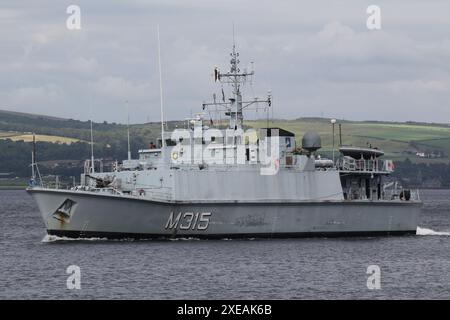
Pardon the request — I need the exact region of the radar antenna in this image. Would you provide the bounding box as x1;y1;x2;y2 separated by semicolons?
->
202;38;271;129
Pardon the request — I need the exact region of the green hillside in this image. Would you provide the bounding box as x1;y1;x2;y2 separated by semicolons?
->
1;109;450;164
0;109;183;146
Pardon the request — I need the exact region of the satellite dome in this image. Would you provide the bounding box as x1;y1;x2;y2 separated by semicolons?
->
302;131;321;152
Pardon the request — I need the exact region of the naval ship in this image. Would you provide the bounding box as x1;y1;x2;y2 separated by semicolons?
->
27;45;421;239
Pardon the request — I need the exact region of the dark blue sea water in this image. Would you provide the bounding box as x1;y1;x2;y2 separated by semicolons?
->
0;189;449;299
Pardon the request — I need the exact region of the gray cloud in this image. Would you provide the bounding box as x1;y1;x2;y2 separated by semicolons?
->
0;0;449;123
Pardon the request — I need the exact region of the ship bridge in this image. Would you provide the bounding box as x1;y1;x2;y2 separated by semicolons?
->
335;146;415;201
337;146;394;175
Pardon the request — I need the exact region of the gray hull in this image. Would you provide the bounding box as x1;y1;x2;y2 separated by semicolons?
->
28;188;421;239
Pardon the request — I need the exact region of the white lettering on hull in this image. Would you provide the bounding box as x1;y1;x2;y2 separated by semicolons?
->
165;212;211;231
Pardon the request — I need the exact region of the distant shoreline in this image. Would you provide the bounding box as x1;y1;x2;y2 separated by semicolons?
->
0;186;27;190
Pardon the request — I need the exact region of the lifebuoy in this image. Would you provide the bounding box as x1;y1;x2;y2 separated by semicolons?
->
171;151;179;160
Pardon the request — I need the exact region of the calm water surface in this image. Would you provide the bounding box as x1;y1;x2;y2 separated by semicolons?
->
0;189;449;299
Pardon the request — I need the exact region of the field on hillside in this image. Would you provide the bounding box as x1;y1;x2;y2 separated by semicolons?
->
248;119;450;162
0;131;80;144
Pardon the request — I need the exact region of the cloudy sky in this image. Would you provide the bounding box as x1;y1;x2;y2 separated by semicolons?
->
1;0;450;123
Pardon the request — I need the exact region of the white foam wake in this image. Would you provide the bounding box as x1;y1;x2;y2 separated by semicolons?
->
168;237;201;241
41;234;108;243
416;227;450;236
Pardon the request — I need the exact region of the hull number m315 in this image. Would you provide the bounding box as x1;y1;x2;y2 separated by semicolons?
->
165;212;211;231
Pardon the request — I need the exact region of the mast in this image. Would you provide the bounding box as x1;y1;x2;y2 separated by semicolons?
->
126;100;131;160
230;42;241;129
31;132;36;180
90;117;95;173
331;118;336;165
157;24;165;154
231;24;239;129
203;38;271;130
30;132;43;186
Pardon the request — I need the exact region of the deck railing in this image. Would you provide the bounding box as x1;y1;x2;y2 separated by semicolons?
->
338;156;394;173
383;188;420;201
